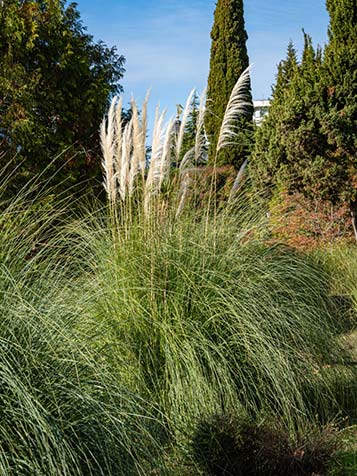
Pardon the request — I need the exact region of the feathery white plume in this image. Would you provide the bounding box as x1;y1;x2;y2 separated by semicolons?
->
194;88;207;164
144;106;166;212
128;98;141;196
229;158;249;201
117;119;133;201
139;92;150;181
100;96;117;202
176;89;195;163
159;118;174;190
217;66;252;152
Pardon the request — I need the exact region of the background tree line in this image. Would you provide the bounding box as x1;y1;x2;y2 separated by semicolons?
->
204;0;356;241
1;0;356;242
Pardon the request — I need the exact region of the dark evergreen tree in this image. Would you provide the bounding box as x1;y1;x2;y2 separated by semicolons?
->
0;0;125;197
252;33;332;198
206;0;253;169
279;3;357;239
250;0;357;239
323;0;357;237
249;41;298;196
279;33;327;195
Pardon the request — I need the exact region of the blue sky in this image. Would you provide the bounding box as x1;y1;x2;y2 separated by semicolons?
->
76;0;329;122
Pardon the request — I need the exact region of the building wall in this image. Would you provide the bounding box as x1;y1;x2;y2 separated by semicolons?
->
253;100;270;126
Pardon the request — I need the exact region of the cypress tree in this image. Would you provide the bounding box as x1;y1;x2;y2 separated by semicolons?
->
206;0;253;169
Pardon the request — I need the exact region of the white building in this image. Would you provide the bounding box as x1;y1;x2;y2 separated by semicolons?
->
253;100;271;126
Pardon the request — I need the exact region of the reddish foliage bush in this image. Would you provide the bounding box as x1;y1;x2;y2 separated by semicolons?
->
269;191;354;249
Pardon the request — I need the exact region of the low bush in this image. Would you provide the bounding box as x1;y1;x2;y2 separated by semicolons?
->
191;414;339;476
268;191;353;250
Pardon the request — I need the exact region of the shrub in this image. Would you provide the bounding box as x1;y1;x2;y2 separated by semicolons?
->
269;191;353;250
191;414;339;476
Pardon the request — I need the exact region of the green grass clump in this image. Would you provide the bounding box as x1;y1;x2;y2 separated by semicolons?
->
0;189;354;474
328;426;357;476
312;245;357;329
0;197;166;475
68;202;346;442
302;365;357;425
307;245;357;425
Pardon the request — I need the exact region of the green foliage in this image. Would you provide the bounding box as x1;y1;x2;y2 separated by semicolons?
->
192;414;339;476
250;41;298;196
250;0;357;235
328;426;357;476
0;0;125;197
251;35;330;199
0;195;167;475
312;244;357;298
323;0;357;215
206;0;253;168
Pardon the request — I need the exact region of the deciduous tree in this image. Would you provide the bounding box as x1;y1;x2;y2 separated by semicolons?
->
0;0;125;196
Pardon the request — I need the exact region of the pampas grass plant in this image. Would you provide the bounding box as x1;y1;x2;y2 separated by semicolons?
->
0;176;167;475
73;206;345;436
0;68;355;475
93;70;357;473
95;68;352;438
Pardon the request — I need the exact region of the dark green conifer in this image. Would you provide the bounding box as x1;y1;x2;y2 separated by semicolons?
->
206;0;253;169
323;0;357;237
250;1;357;238
249;41;298;196
251;33;327;196
279;32;327;196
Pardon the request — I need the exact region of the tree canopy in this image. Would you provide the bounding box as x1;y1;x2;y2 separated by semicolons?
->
0;0;125;196
249;41;299;196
